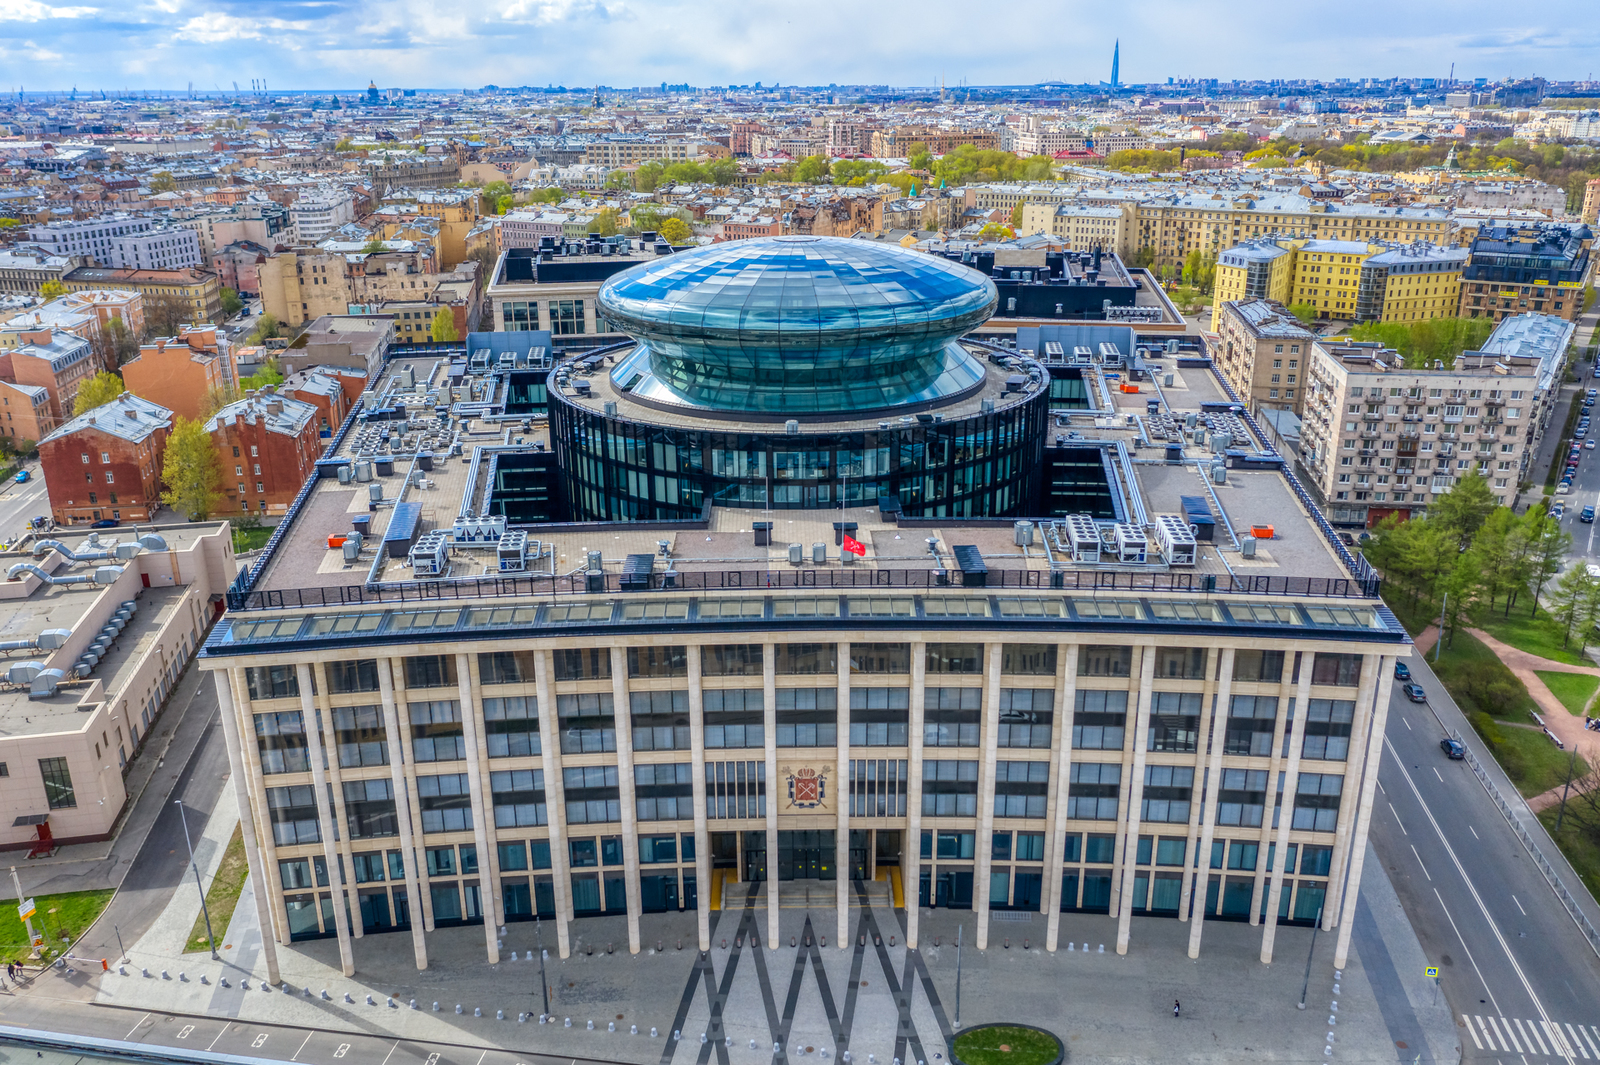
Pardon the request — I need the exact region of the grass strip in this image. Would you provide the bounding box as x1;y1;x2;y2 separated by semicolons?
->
185;825;247;953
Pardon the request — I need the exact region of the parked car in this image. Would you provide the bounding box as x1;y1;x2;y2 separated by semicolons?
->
1394;661;1412;681
89;518;119;528
1402;683;1428;703
1440;738;1466;760
12;470;26;484
1552;502;1566;519
1559;481;1573;494
1576;429;1587;440
1588;388;1597;397
1337;532;1355;546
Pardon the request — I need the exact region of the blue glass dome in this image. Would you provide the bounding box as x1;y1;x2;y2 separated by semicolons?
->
597;235;998;414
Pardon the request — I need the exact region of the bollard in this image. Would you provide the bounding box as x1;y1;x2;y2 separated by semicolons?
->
409;999;416;1009
792;936;797;947
889;936;895;947
805;936;811;947
474;1008;482;1018
565;1018;572;1027
775;1043;782;1054
304;987;311;997
519;1013;527;1023
119;966;128;976
432;1002;439;1011
1097;944;1104;953
200;975;209;985
677;940;683;950
388;998;397;1009
366;995;375;1006
631;1025;638;1035
935;936;941;947
161;970;170;980
701;1033;708;1044
722;939;727;949
725;1037;732;1048
1068;942;1074;951
1332;983;1340;994
607;943;614;955
652;1028;659;1038
588;1020;595;1030
860;935;866;946
220;978;230;988
283;985;292;995
497;1011;505;1021
1003;939;1009;949
344;992;354;1003
1023;940;1029;950
179;972;187;982
821;936;826;947
608;1022;616;1033
241;980;251;991
1082;944;1088;952
142;968;151;978
657;942;663;953
586;944;593;956
510;951;518;961
456;1005;464;1015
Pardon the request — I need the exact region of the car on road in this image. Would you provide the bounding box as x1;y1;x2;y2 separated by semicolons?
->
1394;661;1412;681
89;518;119;528
1440;738;1466;760
1558;480;1573;494
1584;506;1596;523
1588;441;1597;450
12;470;26;483
1338;532;1355;546
1589;388;1597;397
1552;502;1566;519
1402;683;1428;703
1577;428;1587;440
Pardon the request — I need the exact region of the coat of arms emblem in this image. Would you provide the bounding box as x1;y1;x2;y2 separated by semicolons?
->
784;766;828;809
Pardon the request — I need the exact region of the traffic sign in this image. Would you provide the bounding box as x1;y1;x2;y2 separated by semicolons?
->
1424;966;1439;979
17;897;34;921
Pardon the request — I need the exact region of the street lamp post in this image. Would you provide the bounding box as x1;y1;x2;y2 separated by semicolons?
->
954;922;963;1030
175;801;218;960
536;911;550;1017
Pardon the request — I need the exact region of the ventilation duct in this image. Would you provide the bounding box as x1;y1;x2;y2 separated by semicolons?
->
6;563;123;586
0;629;73;654
6;660;47;684
29;667;67;699
33;538;117;562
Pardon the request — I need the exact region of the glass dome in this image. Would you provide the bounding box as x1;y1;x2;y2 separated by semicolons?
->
597;236;998;414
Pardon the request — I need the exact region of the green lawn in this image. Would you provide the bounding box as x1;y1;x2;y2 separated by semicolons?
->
186;825;247;953
1537;810;1600;906
1476;607;1593;666
1534;670;1600;716
0;888;114;964
231;526;272;552
1431;631;1543;724
953;1026;1062;1065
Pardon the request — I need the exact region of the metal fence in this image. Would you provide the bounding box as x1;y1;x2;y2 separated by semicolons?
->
229;565;1382;612
1456;727;1600;959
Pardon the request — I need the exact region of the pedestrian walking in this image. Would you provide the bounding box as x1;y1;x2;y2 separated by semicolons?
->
1173;1000;1180;1018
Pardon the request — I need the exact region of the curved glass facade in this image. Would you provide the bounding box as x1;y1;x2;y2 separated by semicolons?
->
596;236;998;414
551;387;1050;522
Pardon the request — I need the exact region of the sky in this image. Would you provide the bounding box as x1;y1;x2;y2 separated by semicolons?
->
1;0;1598;92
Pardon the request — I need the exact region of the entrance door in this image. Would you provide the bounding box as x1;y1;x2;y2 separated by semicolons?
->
359;892;390;933
742;831;767;882
848;829;870;880
776;830;835;880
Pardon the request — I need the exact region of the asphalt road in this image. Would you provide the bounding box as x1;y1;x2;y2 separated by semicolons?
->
1370;651;1600;1061
0;464;47;542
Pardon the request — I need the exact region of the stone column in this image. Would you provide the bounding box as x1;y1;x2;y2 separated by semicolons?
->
463;655;505;931
1335;654;1396;969
836;641;851;948
313;664;361;940
376;658;427;969
904;641;927;949
230;667;288;947
1105;648;1142;927
764;642;780;948
1187;647;1235;959
1249;653;1296;926
1322;654;1381;932
1115;645;1157;955
1177;649;1220;923
687;645;712;951
973;643;1002;951
296;662;354;976
608;646;643;955
1043;643;1079;952
213;670;281;984
531;649;573;958
455;653;500;964
1261;649;1315;963
393;665;437;934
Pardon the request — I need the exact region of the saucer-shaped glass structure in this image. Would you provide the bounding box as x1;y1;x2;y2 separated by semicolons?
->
597;235;998;414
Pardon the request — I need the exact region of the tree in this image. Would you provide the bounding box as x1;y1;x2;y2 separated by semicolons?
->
1527;511;1573;615
1010;201;1026;229
334;137;356;152
706;156;740;185
160;417;224;521
589;207;620;237
1288;302;1319;325
529;186;564;205
1430;468;1497;549
220;287;243;317
633;160;666;192
73;371;126;416
149;171;178;193
95;317;140;368
142;292;192;338
430;309;459;343
906;142;933;172
39;280;66;300
240;356;284;391
658;217;694;245
977;223;1016;241
247;314;281;345
480;181;512;215
795;155;832;183
361;238;387;254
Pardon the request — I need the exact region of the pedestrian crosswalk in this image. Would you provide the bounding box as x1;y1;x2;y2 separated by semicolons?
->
1463;1015;1600;1058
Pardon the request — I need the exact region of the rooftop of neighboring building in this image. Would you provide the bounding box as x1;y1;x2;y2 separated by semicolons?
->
9;329;93;371
1223;299;1318;340
1364;242;1469;267
39;394;172;447
204;388;317;437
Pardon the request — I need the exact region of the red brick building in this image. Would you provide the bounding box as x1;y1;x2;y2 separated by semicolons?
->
204;388;323;516
280;369;353;440
38;395;173;525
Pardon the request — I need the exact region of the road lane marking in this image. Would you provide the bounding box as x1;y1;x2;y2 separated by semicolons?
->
177;1026;194;1040
292;1032;313;1060
252;1034;269;1049
1581;1026;1600;1058
1519;1018;1546;1056
333;1044;350;1058
1435;888;1503;1016
206;1025;230;1052
1403;716;1413;730
1466;1016;1484;1049
123;1014;151;1041
1411;844;1432;880
1387;739;1575;1064
1565;1023;1590;1059
1470;824;1480;840
1434;767;1445;783
1377;779;1386;795
1477;1016;1499;1050
1513;895;1527;916
1389;803;1407;834
1489;1015;1516;1052
474;1052;487;1065
381;1040;401;1065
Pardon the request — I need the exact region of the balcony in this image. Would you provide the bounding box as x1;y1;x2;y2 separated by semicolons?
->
1402;414;1423;422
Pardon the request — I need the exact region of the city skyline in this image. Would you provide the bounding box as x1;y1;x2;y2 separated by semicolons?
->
0;0;1597;93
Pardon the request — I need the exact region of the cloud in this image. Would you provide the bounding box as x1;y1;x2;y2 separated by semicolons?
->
174;9;308;42
0;0;96;20
0;37;63;60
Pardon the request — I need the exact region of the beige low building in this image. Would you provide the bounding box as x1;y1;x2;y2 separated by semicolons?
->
1214;300;1318;415
0;522;234;855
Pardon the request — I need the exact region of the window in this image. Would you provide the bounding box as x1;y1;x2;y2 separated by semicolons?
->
254;711;308;773
1078;645;1132;677
851;643;911;674
703;645;762;676
1293;773;1344;831
1140;766;1193;822
627;645;687;678
849;687;909;746
775;643;837;674
332;705;387;768
1072;689;1127;749
639;835;678;864
775;687;837;746
490;769;547;827
266;784;320;844
996;688;1053;748
479;650;536;686
1225;695;1278;756
484;696;540;757
416;773;472;833
564;765;621;823
921;760;979;816
403;655;456;689
327;659;380;694
1066;762;1120;820
1001;644;1057;675
705;760;766;819
926;643;983;674
635;763;693;820
848;758;907;816
994;761;1050;818
1147;691;1202;752
557;692;616;753
1216;769;1268;826
498;841;529;872
1151;647;1206;680
1232;649;1285;682
38;757;76;809
549;298;585;335
923;687;982;747
409;700;464;762
631;690;691;751
245;664;299;700
1310;653;1362;687
703;688;765;748
553;647;611;681
1303;699;1355;760
343;779;397;839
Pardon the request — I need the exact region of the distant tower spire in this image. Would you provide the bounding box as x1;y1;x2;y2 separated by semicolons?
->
1111;40;1120;89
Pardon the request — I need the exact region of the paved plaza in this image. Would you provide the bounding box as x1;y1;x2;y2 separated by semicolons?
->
7;789;1462;1065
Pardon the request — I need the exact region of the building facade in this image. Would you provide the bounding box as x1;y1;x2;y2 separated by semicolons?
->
205;390;323;516
1213;300;1318;415
1458;222;1593;323
37;394;173;525
121;325;234;422
25;213;203;271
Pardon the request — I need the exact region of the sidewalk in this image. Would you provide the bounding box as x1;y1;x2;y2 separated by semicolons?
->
1468;627;1600;773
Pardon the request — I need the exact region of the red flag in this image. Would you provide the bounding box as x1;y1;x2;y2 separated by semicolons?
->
842;534;866;557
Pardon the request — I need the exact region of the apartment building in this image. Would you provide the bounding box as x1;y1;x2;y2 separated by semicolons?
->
61;266;224;326
258;246;472;329
0;250;85;296
1020;203;1131;251
25;213;204;271
291;191;358;244
1211;238;1466;329
0;379;56;447
1214;300;1319;415
0;328;98;423
205;389;324;516
579;139;695;167
1299;340;1545;526
0;289;144;352
1582;178;1600;226
121;324;233;422
1458;222;1593;324
37;394;173;525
